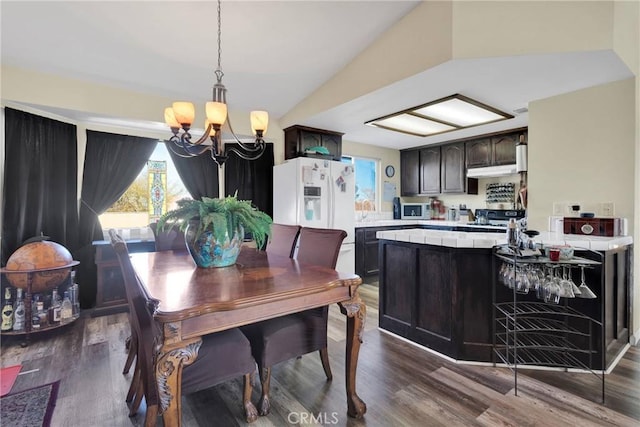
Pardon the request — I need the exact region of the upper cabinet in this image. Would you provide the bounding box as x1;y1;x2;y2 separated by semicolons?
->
401;143;477;196
284;125;344;161
419;147;441;195
400;149;420;196
465;130;526;168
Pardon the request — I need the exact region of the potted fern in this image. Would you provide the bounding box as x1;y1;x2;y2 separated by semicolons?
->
156;195;272;268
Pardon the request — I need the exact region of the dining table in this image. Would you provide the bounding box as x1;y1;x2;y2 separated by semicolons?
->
129;246;367;426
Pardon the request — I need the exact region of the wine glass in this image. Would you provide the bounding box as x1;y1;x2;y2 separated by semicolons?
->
558;266;575;298
577;265;597;299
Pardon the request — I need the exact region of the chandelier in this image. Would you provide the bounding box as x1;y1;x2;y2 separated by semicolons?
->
163;0;268;166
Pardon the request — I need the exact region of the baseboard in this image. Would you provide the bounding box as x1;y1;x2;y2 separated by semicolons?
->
631;328;640;346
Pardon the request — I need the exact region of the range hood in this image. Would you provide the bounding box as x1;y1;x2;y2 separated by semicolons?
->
467;164;518;178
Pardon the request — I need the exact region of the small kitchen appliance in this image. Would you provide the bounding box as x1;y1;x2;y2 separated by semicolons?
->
400;203;430;220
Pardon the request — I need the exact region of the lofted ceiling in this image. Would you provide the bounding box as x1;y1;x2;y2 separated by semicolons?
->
1;1;633;150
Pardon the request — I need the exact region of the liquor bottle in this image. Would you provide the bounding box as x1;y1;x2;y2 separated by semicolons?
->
1;288;14;331
32;301;44;329
13;289;25;332
60;291;73;324
48;290;62;325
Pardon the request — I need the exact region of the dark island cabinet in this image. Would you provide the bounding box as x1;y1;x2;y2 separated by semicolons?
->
284;125;344;161
379;240;495;360
355;225;416;279
378;238;631;367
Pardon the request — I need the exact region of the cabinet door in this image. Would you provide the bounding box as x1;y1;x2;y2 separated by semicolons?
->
492;133;517;165
300;130;323;154
441;143;465;193
419;147;441;195
400;150;420;196
321;133;342;161
465;138;491;168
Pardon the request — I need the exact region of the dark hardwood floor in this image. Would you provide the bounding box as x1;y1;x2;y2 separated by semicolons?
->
2;283;638;426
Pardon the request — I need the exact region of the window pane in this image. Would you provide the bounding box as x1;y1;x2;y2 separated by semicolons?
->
342;156;378;213
99;143;191;234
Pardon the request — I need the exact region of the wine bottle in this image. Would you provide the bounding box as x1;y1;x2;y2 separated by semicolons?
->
1;288;14;331
13;289;25;332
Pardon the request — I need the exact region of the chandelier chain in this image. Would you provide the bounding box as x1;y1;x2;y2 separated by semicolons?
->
216;0;223;78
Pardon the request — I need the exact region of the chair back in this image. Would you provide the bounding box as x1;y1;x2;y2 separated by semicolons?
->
149;222;186;251
266;223;301;258
295;227;347;269
108;229;160;406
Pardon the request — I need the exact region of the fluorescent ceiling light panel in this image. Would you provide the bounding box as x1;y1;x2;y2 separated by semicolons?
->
414;98;507;126
365;94;513;138
371;114;455;136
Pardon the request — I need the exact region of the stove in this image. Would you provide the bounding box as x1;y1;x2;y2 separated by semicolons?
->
473;209;526;227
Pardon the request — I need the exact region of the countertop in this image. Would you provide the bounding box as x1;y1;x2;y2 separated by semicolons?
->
376;228;633;251
355;219;505;230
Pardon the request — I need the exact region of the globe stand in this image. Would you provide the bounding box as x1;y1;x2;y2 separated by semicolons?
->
1;262;79;346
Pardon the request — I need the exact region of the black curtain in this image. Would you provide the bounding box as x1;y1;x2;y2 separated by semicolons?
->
224;143;274;218
2;108;79;265
76;130;157;308
166;143;219;199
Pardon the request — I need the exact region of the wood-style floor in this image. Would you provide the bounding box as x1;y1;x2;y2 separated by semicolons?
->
1;283;638;426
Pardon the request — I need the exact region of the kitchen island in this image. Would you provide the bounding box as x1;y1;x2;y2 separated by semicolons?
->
376;228;632;368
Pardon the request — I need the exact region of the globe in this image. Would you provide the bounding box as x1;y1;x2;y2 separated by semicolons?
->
3;241;78;293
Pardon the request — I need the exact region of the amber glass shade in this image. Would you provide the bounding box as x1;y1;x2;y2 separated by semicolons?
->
172;102;195;125
164;107;181;128
250;110;269;135
206;102;227;126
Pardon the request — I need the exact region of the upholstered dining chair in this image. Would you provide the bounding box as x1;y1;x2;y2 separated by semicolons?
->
241;227;347;416
149;222;186;251
265;223;301;258
109;230;259;425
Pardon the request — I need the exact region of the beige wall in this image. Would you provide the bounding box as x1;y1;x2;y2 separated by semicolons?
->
527;79;635;233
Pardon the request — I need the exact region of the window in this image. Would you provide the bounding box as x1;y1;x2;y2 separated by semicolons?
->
342;155;378;212
99;143;190;237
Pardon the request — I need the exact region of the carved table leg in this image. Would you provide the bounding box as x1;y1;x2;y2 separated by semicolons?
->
155;338;202;427
339;291;367;419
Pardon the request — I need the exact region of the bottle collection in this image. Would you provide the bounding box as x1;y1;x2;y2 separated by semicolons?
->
1;271;79;333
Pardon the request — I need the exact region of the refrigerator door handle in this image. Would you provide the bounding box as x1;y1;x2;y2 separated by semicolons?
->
328;170;334;229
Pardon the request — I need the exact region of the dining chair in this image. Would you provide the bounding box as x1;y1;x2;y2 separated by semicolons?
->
109;230;259;425
149;222;186;251
265;223;301;258
241;227;347;416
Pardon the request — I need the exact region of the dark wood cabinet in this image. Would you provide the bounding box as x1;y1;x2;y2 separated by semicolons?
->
465;138;492;168
400;150;420;196
441;143;465;193
401;141;478;196
378;237;631;366
465;130;525;168
284;125;344;161
419;147;441;195
355;225;416;279
93;239;156;316
492;133;518;165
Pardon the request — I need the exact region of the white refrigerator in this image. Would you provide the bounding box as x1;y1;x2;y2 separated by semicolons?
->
273;157;356;274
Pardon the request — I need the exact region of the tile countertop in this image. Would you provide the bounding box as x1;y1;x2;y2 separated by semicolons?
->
376;228;633;251
355;219;506;230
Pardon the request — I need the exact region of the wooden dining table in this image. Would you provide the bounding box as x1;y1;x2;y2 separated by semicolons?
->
129;247;367;426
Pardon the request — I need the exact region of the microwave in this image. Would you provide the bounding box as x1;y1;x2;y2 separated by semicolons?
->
401;203;431;220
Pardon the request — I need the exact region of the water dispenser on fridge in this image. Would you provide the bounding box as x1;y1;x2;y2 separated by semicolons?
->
303;186;322;221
